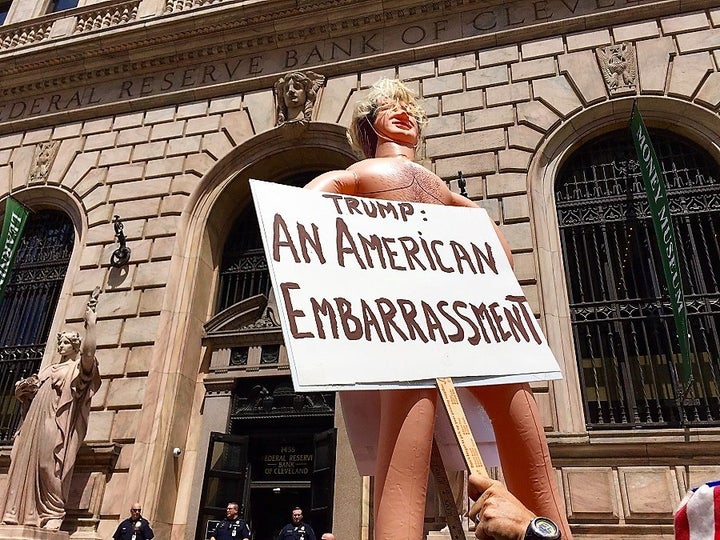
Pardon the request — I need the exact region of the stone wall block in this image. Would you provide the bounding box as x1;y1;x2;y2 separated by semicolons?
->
126;345;155;374
151;121;186;141
423;73;463;96
85;219;115;245
435;153;496;179
96;318;123;348
85;410;114;442
466;65;509;89
82;118;113;135
109;176;172;202
132;141;166;162
111;409;142;441
618;467;679;521
687;466;720;490
563;467;620;520
116;126;151;147
498;149;531;172
636;37;675;94
442;90;484;113
167;135;202;157
112;112;144;130
202;132;234;161
24;128;52;145
185;152;217;177
106;163;146;184
97;290;141;319
145;108;176;125
54;123;83;140
521;36;564;60
339;88;369;127
170;174;199;196
47;137;83;185
113;198;161;220
106;377;148;408
73;267;107;294
84;131;117;152
499;221;532;251
144;215;180;237
463;176;484;200
0;133;22;149
438;53;476;74
676;28;720;54
209;95;243;115
97;347;129;377
147;156;184;178
91;382;108;409
0;149;11;166
317;74;358;123
361;68;396;88
426;129;505;157
186;115;221;135
425;114;462;137
139;287;165;315
99;146;133;167
486;81;530;106
62;151;101;191
660;12;710;34
508;125;543;151
465;105;515;131
87;205;114;227
398;60;435;81
243;90;275;134
668;52;713;99
160;194;188;215
10;146;34;189
100;471;128;515
502;193;531;223
221;109;256;147
0;166;8;195
558;50;607;105
516;101;560;132
566;29;611;51
512;251;537;282
134;259;171;288
532;76;582;117
696;72;720;107
486;172;527;197
151;235;176;260
478;45;519;67
79;244;103;269
614;21;659;42
511;57;556;82
177;101;210;120
121;316;160;345
82;184;109;212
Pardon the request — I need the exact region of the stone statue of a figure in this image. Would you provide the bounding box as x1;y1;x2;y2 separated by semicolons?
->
274;71;324;125
0;288;102;530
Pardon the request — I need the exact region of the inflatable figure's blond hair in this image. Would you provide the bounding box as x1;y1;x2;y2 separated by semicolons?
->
348;79;428;159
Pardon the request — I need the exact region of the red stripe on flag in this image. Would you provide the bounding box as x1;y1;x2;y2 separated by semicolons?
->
713;486;720;539
675;502;690;540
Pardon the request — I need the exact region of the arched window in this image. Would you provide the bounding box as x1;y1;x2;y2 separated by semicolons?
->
216;173;322;313
0;209;74;441
556;129;720;428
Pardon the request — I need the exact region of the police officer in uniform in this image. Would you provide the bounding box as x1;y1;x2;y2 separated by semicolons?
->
113;503;154;540
277;507;316;540
210;502;251;540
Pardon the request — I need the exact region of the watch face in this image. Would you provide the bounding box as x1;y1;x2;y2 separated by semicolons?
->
529;517;560;539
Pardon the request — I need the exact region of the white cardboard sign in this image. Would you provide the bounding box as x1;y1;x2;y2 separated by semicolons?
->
250;180;562;392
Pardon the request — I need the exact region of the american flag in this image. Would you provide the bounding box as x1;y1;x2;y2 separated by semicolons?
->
675;482;720;539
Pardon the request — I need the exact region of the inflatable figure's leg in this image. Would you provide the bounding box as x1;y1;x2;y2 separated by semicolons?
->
469;383;572;539
373;389;437;540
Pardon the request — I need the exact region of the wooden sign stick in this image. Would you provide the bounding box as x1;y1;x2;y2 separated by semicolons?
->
436;377;489;478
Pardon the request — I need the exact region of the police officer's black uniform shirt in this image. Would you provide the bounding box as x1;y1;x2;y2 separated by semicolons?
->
112;517;154;540
214;517;251;540
277;521;316;540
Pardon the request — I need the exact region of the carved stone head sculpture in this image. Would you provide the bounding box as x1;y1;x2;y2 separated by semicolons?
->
274;70;325;125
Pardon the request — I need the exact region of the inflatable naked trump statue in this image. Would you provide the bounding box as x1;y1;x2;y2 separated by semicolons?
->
304;80;572;539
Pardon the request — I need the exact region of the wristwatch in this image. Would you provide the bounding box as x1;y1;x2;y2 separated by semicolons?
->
524;517;561;539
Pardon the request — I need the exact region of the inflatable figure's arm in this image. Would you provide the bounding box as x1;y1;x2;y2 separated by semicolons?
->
448;191;514;269
305;169;359;195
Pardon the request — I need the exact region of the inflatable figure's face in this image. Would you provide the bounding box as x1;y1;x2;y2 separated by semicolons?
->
372;99;419;148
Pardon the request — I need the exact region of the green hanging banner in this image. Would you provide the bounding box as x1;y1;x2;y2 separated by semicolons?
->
0;197;29;306
630;103;691;385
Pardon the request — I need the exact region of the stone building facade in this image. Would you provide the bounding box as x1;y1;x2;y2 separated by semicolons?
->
0;0;718;539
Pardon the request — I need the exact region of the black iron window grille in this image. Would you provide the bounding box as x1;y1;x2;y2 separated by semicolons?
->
556;129;720;429
0;210;74;442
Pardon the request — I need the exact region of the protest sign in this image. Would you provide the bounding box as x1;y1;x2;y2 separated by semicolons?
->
250;180;561;391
